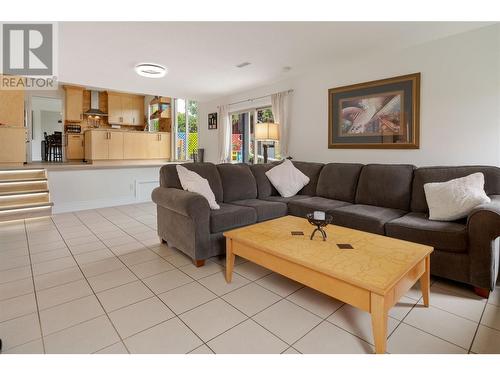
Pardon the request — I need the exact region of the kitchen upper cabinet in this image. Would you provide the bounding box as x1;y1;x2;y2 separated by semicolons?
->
135;96;145;126
107;93;122;124
64;86;84;122
107;92;144;126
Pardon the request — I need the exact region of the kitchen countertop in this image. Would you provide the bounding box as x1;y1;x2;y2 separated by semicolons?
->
83;128;169;134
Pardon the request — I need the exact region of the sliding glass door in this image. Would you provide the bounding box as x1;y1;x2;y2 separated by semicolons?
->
230;106;279;164
230;111;254;163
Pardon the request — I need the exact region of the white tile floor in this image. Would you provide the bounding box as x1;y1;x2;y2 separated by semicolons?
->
0;202;499;354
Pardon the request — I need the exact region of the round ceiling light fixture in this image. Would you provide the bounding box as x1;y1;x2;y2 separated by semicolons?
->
134;63;167;78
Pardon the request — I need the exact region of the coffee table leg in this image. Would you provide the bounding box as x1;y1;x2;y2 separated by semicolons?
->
371;293;387;354
420;255;430;307
225;238;235;283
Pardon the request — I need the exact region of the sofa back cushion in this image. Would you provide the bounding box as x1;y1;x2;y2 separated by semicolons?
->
316;163;363;203
411;166;500;213
293;161;324;196
355;164;415;210
217;163;258;203
250;161;323;198
160;162;224;203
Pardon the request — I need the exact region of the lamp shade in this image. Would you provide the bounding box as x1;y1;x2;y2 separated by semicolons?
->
255;122;279;141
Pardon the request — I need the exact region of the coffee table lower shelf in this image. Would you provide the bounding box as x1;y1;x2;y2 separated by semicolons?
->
224;238;430;354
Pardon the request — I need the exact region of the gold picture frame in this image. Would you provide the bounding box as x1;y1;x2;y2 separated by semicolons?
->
328;73;420;149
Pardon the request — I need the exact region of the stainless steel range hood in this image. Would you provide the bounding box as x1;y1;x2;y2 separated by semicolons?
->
84;90;108;116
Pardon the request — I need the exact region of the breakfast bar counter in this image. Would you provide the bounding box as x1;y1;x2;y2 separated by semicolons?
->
84;129;171;163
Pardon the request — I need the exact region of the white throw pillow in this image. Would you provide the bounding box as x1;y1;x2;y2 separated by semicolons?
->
265;159;310;198
176;165;220;210
424;172;490;221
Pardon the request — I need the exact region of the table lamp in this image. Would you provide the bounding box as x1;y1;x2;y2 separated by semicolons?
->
255;122;279;163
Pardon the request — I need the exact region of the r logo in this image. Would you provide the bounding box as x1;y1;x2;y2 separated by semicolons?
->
2;23;53;75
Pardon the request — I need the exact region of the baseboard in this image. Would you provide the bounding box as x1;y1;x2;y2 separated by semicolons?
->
53;196;152;214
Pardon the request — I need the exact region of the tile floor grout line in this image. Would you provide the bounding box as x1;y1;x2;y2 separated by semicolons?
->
284;301;348;353
87;206;287;352
90;340;125;354
203;293;291;352
188;342;215;354
396;295;474;352
22;218;47;354
75;209;209;353
398;319;472;353
49;216;132;354
384;297;420;343
33;207;416;354
15;204;495;354
1;336;45;353
467;297;489;353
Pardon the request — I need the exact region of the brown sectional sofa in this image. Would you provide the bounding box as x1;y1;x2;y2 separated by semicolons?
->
152;161;500;295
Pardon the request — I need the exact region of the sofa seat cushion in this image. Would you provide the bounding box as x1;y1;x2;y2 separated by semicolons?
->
210;203;257;233
262;195;311;204
231;199;288;222
331;204;406;235
288;197;351;218
385;212;467;252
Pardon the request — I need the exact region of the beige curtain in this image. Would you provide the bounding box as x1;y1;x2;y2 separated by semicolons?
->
218;104;231;163
271;90;292;157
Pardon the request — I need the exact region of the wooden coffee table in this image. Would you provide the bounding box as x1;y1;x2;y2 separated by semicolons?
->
224;215;433;354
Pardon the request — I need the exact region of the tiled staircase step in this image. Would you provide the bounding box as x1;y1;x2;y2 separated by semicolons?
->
0;205;53;222
0;169;52;222
0;192;50;208
0;189;49;197
0;180;48;194
0;178;47;183
0;169;47;181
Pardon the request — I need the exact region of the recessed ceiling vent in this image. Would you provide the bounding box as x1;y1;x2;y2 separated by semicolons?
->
236;62;251;68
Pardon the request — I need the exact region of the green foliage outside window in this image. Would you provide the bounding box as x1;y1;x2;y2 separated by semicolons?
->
257;108;274;123
177;101;198;133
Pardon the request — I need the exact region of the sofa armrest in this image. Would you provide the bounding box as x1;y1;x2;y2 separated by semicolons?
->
466;195;500;290
152;187;212;261
152;187;210;219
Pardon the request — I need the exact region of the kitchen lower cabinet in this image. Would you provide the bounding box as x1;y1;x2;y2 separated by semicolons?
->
157;132;171;159
108;132;124;159
85;130;123;161
85;130;170;162
65;134;84;160
0;127;26;164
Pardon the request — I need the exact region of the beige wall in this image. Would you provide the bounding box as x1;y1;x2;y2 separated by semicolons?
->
199;24;500;166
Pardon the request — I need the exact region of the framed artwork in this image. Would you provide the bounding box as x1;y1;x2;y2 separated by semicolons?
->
328;73;420;149
208;112;218;130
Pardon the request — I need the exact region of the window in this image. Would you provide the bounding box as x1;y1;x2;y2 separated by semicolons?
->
256;107;280;162
174;98;198;160
230;106;279;164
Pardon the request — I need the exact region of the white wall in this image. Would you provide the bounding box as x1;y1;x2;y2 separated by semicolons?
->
48;167;162;213
199;24;500;167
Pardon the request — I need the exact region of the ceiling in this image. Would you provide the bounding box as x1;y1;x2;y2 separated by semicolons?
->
58;22;491;101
